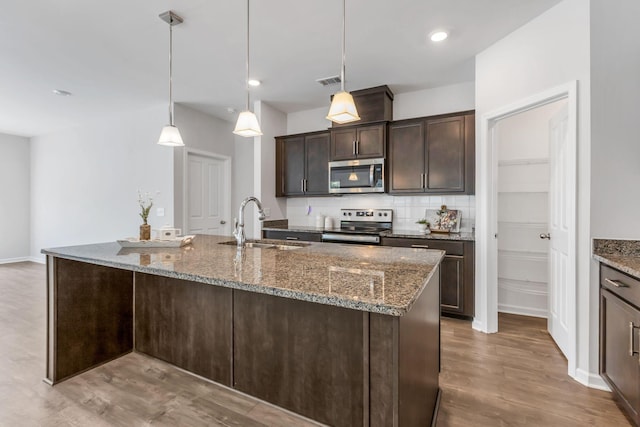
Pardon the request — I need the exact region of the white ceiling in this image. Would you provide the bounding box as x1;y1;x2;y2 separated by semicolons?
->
0;0;562;137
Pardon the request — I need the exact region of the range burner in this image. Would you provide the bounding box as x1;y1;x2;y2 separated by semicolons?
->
322;209;393;245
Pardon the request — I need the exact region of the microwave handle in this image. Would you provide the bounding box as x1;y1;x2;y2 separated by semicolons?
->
370;164;375;187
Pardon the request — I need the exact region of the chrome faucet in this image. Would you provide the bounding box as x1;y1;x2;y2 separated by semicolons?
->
233;196;266;247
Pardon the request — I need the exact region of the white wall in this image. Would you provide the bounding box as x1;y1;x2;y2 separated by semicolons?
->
30;105;174;261
475;0;593;385
589;0;640;385
233;135;255;237
0;133;31;262
173;104;236;234
496;101;565;318
393;82;475;121
254;101;287;238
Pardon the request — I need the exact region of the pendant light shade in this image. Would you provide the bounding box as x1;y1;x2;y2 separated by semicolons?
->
233;111;263;137
158;11;185;147
326;0;360;124
158;125;184;146
234;0;263;137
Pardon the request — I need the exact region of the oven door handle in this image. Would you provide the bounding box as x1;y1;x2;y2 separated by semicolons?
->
321;233;380;244
370;164;375;187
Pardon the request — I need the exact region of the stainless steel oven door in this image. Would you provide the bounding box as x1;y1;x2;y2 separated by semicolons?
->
321;233;380;244
328;159;384;194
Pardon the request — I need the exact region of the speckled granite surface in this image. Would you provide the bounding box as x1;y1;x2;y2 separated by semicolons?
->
593;239;640;278
42;234;444;316
381;230;475;241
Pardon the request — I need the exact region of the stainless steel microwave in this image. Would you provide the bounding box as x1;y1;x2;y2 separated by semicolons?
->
328;158;385;194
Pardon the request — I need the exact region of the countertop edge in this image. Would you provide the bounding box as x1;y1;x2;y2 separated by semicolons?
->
42;248;445;317
593;253;640;279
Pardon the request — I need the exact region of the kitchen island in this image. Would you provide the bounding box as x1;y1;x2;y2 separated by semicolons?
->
43;234;443;427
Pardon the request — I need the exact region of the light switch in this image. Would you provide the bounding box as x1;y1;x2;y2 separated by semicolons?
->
156;207;165;217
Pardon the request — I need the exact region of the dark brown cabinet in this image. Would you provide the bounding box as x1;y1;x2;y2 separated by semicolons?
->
389;111;475;195
330;122;386;161
380;237;475;318
262;229;322;242
600;264;640;425
276;131;330;197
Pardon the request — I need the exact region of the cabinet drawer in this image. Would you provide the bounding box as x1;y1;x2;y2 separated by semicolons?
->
601;265;640;308
262;230;322;242
380;237;463;256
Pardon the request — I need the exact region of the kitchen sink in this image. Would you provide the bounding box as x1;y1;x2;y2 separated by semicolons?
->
219;240;310;250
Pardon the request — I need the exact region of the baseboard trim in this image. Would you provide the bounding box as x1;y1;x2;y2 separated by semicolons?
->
498;304;547;319
29;256;46;264
574;368;610;391
0;257;31;265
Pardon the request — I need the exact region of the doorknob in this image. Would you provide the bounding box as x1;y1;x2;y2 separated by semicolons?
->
539;233;551;240
220;220;227;225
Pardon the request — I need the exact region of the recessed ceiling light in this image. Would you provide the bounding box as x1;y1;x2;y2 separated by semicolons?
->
52;89;73;96
430;31;448;42
248;79;261;87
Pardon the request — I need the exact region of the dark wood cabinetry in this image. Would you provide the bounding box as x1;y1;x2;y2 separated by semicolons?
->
262;229;322;242
276;131;330;197
330;122;386;161
389;111;475;195
381;237;474;318
600;264;640;425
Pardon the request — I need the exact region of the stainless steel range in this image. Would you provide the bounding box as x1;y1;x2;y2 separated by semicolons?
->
321;209;393;245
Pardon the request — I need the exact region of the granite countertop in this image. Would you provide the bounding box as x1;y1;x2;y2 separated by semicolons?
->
381;230;475;241
262;225;475;241
42;234;444;317
593;238;640;278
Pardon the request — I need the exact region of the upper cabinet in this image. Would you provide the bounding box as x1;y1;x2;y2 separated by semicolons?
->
330;123;386;161
389;111;475;195
276;131;330;197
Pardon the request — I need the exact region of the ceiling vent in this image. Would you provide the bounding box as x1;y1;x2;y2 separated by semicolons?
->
316;76;341;87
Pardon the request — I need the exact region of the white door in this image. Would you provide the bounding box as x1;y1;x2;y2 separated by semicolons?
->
547;103;574;359
187;153;229;235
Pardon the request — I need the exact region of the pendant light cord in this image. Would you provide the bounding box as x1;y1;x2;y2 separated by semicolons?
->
341;0;346;92
245;0;251;111
169;20;174;126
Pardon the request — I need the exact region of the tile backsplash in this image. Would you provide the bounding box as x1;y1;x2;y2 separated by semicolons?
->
285;194;475;232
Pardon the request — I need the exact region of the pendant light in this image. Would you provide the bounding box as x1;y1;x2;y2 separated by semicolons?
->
326;0;360;124
158;11;185;147
233;0;263;137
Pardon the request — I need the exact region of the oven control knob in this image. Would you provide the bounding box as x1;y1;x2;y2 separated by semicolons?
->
384;213;388;217
343;212;347;216
348;212;352;216
378;213;382;216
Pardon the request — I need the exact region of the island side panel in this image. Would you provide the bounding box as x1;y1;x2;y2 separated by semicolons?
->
369;313;399;427
399;265;441;426
233;289;365;427
49;257;133;383
134;273;233;386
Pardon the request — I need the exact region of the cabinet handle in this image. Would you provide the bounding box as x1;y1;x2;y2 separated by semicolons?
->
411;244;430;249
352;140;357;156
356;140;359;155
285;236;299;240
421;173;426;188
630;322;639;357
605;278;629;288
301;179;304;192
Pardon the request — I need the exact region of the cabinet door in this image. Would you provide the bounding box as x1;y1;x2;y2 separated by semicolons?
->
331;128;357;161
389;120;425;193
601;289;640;423
425;116;466;193
440;255;465;315
282;136;305;196
356;124;386;159
305;133;330;195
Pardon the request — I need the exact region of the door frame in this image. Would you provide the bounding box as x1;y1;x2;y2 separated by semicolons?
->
474;81;578;378
183;148;232;236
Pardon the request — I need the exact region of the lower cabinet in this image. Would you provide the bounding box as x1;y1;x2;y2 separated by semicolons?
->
380;237;474;318
262;229;322;242
600;264;640;425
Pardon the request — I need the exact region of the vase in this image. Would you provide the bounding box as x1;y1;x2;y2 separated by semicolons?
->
140;224;151;241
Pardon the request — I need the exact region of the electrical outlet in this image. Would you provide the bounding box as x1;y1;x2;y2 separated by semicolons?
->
264;208;271;218
156;207;165;217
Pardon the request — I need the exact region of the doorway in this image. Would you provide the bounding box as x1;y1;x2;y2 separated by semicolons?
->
475;81;578;378
184;150;231;236
495;99;567;320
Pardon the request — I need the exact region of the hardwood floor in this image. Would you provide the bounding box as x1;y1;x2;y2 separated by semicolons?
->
0;262;631;426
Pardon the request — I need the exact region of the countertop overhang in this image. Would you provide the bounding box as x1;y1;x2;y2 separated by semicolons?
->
42;234;444;316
